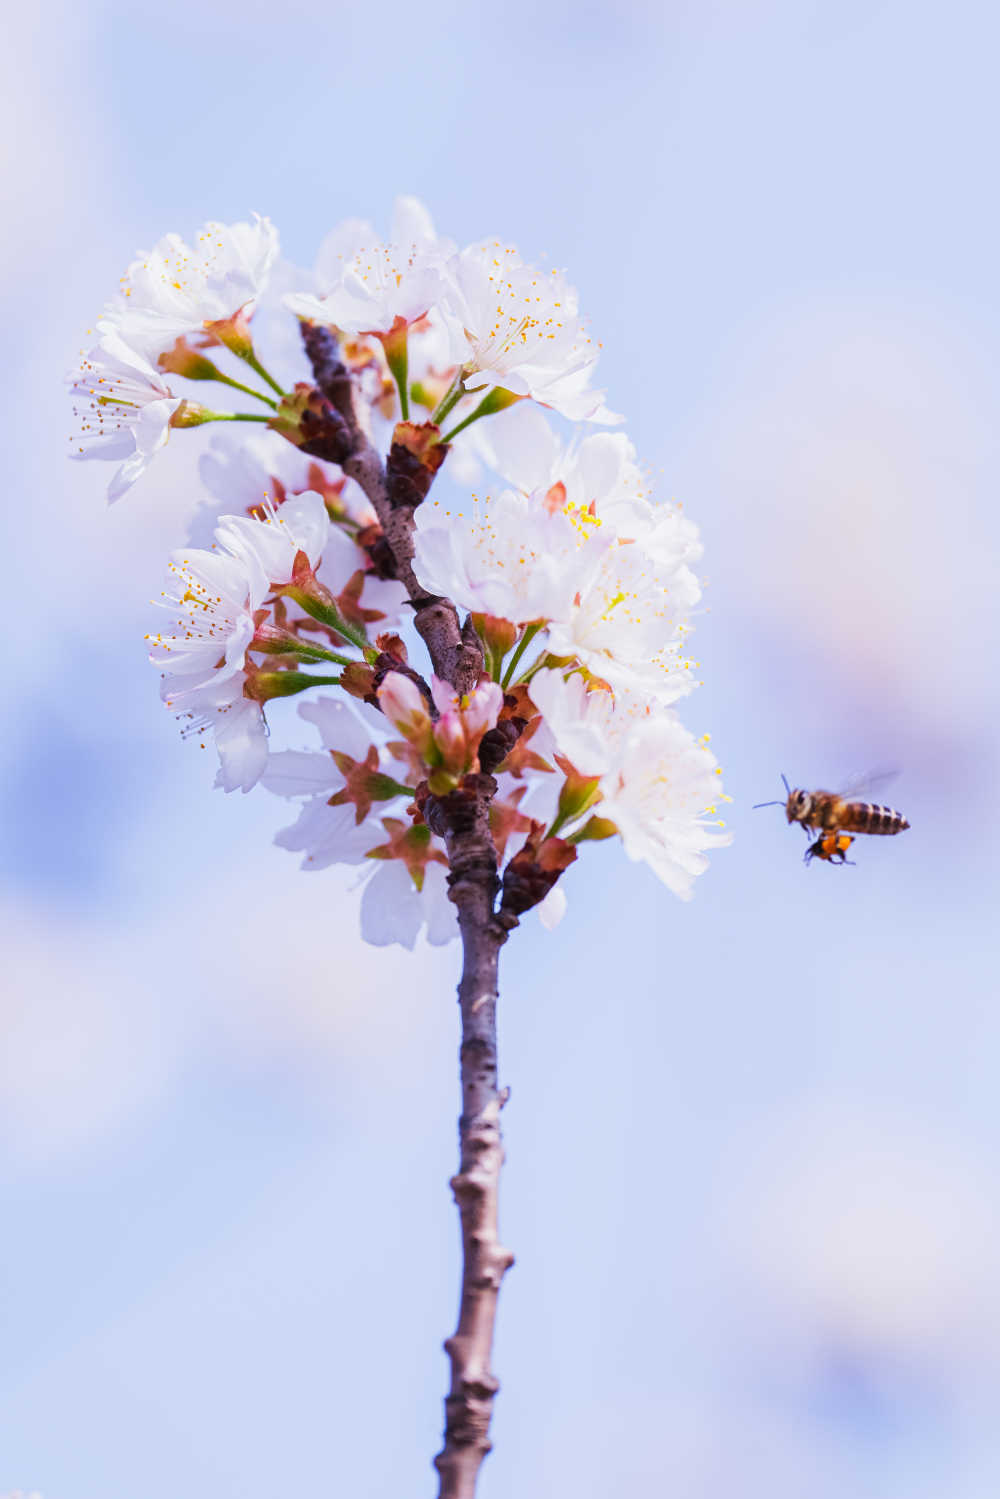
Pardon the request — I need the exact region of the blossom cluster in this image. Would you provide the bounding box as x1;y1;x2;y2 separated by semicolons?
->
70;198;731;947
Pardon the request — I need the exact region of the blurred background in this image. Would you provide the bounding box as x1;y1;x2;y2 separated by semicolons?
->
4;1;1000;1494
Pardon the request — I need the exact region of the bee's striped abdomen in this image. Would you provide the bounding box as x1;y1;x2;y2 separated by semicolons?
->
842;801;910;836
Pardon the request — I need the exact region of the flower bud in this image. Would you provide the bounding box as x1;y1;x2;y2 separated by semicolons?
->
169;400;219;429
339;661;377;701
377;671;435;758
571;814;618;843
375;633;408;663
429;676;503;774
461;680;504;742
386;420;448;507
466;385;523;418
499;826;577;919
377;314;409;398
471;613;519;659
243;669;341;702
426;766;461;796
269;384;351;464
553;755;602;825
432;709;468;774
204;305;255;361
159;337;222;382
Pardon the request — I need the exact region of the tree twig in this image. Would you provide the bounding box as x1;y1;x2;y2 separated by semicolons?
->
425;778;514;1498
301;322;482;691
303;323;511;1497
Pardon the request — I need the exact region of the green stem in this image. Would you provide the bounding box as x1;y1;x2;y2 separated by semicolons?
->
382;777;420;800
439;405;489;445
384;329;410;421
262;640;357;667
238;349;287;399
212;412;273;424
500;623;543;689
440;384;521;444
253;671;343;701
331;617;372;654
317;609;372;654
286;587;374;654
430;369;467;427
333;514;362;535
211;371;278;410
543;809;574;842
299;642;356;667
513;653;555;688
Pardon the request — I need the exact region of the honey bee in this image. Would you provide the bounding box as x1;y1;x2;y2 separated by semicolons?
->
804;831;855;866
755;772;910;860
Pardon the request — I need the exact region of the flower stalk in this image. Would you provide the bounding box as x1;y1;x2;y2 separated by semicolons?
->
282;584;375;656
303;326;515;1495
380;318;411;421
500;622;543;689
430;368;468;428
439;386;521;444
434;806;513;1499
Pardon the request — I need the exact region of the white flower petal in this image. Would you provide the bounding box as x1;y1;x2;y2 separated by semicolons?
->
360;861;423;950
100;214;279;359
537;885;568;931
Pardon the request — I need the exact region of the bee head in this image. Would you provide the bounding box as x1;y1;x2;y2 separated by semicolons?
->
786;788;812;824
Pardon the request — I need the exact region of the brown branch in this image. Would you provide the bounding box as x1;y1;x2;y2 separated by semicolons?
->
370;650;435;710
300;322;483;691
425;778;514;1498
303;324;512;1498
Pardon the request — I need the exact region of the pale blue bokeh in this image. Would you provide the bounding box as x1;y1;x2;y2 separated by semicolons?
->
4;2;1000;1495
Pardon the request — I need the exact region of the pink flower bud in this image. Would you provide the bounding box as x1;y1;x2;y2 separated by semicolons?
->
430;675;458;717
433;709;468;773
471;613;519;658
378;671;429;726
377;671;434;757
462;680;503;740
204;305;255;361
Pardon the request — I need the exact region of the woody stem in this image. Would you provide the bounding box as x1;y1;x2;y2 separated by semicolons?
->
431;780;513;1499
302;322;512;1497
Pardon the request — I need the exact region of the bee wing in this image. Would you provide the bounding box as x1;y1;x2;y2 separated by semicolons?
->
836;766;901;801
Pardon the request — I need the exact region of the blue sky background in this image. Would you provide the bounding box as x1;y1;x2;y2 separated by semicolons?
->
3;1;1000;1494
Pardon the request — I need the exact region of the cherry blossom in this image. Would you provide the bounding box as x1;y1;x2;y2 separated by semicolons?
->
82;197;741;1498
197;430;377;539
100;214;279;360
476;401;644;511
96;197;731;945
194;430;406;628
68;329;183;503
361;859;456;949
527;667;622;777
285;196;452;337
596;715;732;900
148;493;331;792
377;672;504;787
442;241;619;423
529;667;731;899
169;673;271;795
546;531;702;706
412;486;610;626
536;885;568;931
263;698;457;948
